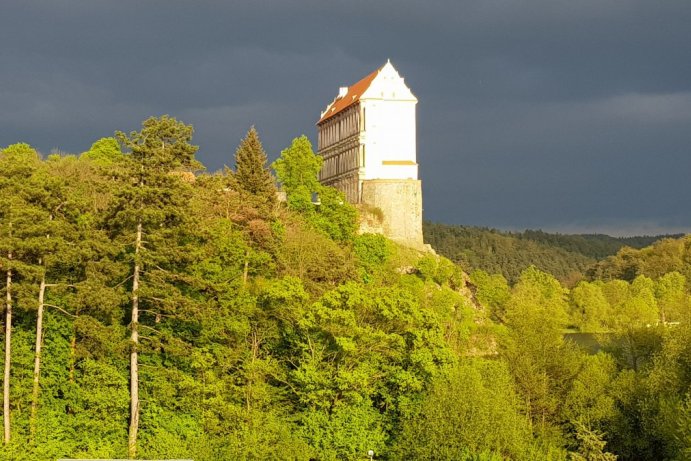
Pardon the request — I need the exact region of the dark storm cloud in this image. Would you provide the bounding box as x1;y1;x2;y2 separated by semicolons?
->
1;1;690;235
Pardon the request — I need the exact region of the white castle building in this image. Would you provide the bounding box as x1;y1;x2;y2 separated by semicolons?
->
317;60;423;246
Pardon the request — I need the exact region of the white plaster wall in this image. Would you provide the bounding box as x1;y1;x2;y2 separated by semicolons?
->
360;62;418;181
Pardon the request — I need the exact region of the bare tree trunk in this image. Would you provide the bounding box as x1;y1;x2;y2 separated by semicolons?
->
246;329;260;412
4;251;12;445
29;273;46;442
68;301;78;384
128;219;142;459
243;248;250;287
68;332;76;384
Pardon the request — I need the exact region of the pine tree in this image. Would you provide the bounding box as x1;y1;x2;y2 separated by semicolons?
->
114;115;200;458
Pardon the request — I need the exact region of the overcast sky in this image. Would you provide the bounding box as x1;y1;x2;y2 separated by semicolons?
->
2;1;690;236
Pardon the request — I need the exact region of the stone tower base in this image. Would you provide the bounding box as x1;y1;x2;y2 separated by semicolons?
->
360;179;423;248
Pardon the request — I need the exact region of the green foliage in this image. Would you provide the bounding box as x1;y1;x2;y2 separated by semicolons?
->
571;281;611;332
273;135;357;242
0;142;49;278
424;223;594;284
3;120;691;461
232;126;277;210
353;233;392;282
287;281;454;416
564;353;617;430
298;402;387;460
569;420;617;461
415;254;459;287
470;269;511;321
117;115;199;173
81;137;123;165
272;134;322;195
589;235;691;282
501;267;584;441
354;233;391;268
519;229;675;260
1;142;39;157
506;266;570;336
278;221;356;292
310;185;358;242
605;325;691;460
655;272;689;324
393;359;534;460
211;410;310;460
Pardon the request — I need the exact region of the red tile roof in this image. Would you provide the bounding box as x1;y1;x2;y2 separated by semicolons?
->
317;66;382;124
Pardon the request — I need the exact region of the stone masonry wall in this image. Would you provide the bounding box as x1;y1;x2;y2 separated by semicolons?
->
360;179;423;248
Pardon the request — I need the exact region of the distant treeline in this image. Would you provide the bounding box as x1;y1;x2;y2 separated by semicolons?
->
424;222;681;284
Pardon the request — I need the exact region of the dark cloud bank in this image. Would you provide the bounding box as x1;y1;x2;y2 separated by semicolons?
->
1;1;690;236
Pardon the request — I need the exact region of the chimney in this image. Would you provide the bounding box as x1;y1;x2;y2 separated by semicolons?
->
337;87;348;99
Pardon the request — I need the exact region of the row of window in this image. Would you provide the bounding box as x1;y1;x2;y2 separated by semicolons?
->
320;145;362;180
317;106;364;150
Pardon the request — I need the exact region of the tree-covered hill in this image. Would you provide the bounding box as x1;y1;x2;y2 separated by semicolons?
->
0;124;492;460
1;119;690;460
424;222;680;284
